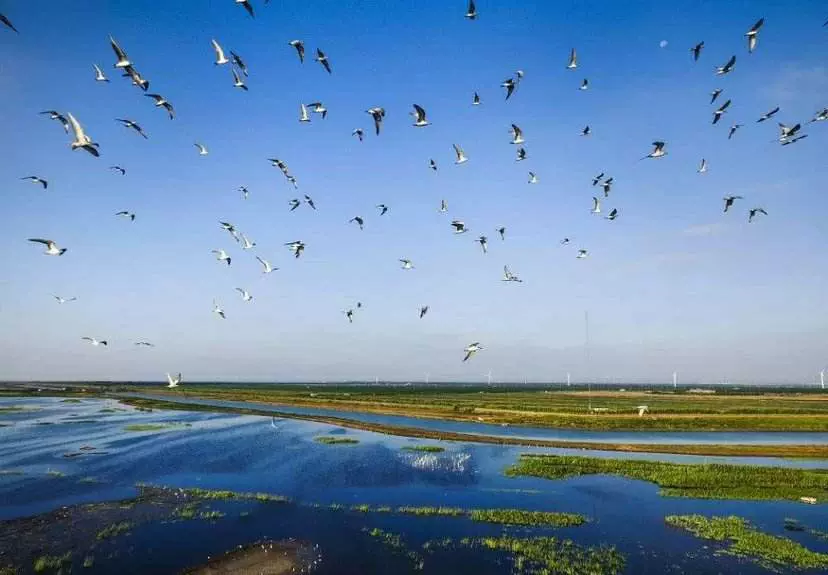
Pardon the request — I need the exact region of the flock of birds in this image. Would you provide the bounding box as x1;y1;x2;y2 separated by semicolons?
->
4;3;828;375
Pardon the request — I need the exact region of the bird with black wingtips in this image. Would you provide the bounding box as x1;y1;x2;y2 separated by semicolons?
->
211;249;231;266
68;113;100;156
580;78;589;91
810;109;827;123
510;124;524;144
723;196;743;213
566;48;578;70
745;18;764;53
712;99;731;124
528;172;538;184
497;227;506;241
592;172;604;186
576;249;588;259
304;195;316;210
93;64;109;82
1;13;18;33
315;48;331;73
748;208;767;223
439;199;448;213
781;134;808;146
21;176;48;189
239;186;249;199
501;78;516;100
40;111;70;133
641;141;667;159
376;204;389;216
561;238;571;246
213;300;226;319
285;241;305;258
135;341;154;347
123;65;149;91
728;124;742;140
601;177;614;198
232;67;248;90
82;337;107;347
419;306;429;319
473;92;481;105
451;220;468;234
366;107;385;135
399;259;414;270
344;309;355;323
463;342;482;362
777;122;801;142
412;104;430;127
502;265;522;283
289;198;301;211
256;256;277;274
231;51;248;76
757;106;779;122
307;102;327;119
478;236;488;254
453;144;468;165
236;0;254;18
691;41;704;61
697;158;708;174
116;118;148;139
581;125;591;136
146;94;175;119
515;147;527;161
591;197;601;214
219;222;239;241
352;128;364;140
110;166;126;176
240;233;255;250
54;296;77;304
195;143;208;155
289;40;305;63
349;216;364;230
710;89;723;104
465;0;477;20
605;208;619;221
115;211;136;221
109;35;131;68
236;288;253;302
429;159;437;171
212;39;230;65
29;238;66;256
716;55;736;75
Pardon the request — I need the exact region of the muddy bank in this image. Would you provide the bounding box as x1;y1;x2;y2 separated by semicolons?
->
183;539;313;574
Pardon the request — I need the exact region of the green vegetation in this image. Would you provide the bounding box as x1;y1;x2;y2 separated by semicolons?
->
364;528;424;570
401;445;445;453
123;422;190;432
351;504;371;512
198;510;225;520
60;399;82;403
33;552;71;573
140;484;290;503
507;454;828;501
314;436;359;445
470;509;586;527
0;470;24;476
78;476;101;484
173;504;198;519
0;406;35;412
397;506;465;517
0;567;18;575
95;521;133;540
666;514;828;570
46;469;65;478
83;555;94;568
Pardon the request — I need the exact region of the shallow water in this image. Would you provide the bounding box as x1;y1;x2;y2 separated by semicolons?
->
1;397;827;574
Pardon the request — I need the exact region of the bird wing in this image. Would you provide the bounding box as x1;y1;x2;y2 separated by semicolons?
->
28;238;53;247
67;113;86;141
212;39;226;61
110;36;128;62
413;104;426;122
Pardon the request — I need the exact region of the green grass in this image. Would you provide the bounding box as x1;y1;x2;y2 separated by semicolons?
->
173;504;198;519
666;514;828;570
46;469;65;478
141;485;290;503
82;555;94;568
198;510;225;520
60;399;82;403
397;506;465;517
401;445;446;453
506;454;828;502
470;509;586;527
123;422;190;432
0;566;18;575
33;552;71;573
314;436;359;445
0;470;24;476
95;521;133;540
0;406;35;412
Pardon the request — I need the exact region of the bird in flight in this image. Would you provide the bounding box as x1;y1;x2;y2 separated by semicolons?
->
28;238;67;256
299;104;311;123
93;64;109;82
591;197;601;214
232;67;248;91
315;49;332;73
167;373;182;388
289;198;301;211
419;306;429;319
429;159;437;171
109;35;131;68
528;172;538;184
235;288;253;302
122;65;150;91
501;78;516;101
116;118;148;139
712;99;731;124
115;211;136;221
477;236;488;254
723;195;743;213
642;141;667;159
710;89;723;104
211;39;230;65
497;227;506;241
748;207;767;223
576;249;589;259
399;259;414;270
82;337;107;347
238;186;249;200
236;0;254;18
715;55;736;75
592;173;604;186
465;0;477;20
781;134;808;146
510;124;525;144
239;233;255;250
561;238;571;246
728;124;742;140
213;300;226;319
757;106;779;122
134;341;154;347
473;92;481;105
308;102;328;119
697;158;708;174
605;208;619;221
256;256;277;274
285;240;306;258
21;176;48;189
344;309;355;323
777;122;802;143
304;195;316;210
502;265;522;283
349;216;364;230
451;220;468;234
691;41;704;61
110;166;126;176
146;94;175;119
745;18;764;53
40;110;70;133
219;221;239;242
810;109;828;123
463;342;483;362
1;13;18;33
376;204;389;216
352;128;364;141
515;147;527;161
602;178;614;197
54;296;77;304
581;125;591;137
231;51;248;76
566;48;578;70
412;104;430;127
289;40;305;63
453;144;468;165
439;199;448;213
194;143;209;155
211;249;232;266
68;113;99;156
366;107;385;135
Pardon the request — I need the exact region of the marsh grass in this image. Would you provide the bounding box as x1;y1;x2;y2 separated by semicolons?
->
401;445;445;453
123;422;190;432
0;470;24;476
198;510;225;520
507;454;828;501
470;509;586;527
141;485;290;504
82;555;94;568
314;436;359;445
665;514;828;570
33;552;71;573
60;399;82;403
397;506;465;516
95;521;132;540
46;470;65;478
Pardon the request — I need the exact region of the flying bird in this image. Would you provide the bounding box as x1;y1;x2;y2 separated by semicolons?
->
566;48;578;69
285;240;305;258
712;99;731;124
230;51;248;76
211;39;230;65
239;186;249;199
211;249;231;266
303;194;316;210
777;122;801;142
580;78;589;91
419;306;429;319
591;197;601;214
110;166;126;176
145;94;175;119
109;36;131;68
605;208;619;221
54;296;77;304
167;373;182;388
122;65;149;91
697;158;708;173
497;227;506;240
315;49;331;73
299;103;311;122
1;12;18;33
366;107;386;135
376;204;389;216
194;143;208;155
289;40;305;63
642;141;667;159
289;198;301;211
723;195;743;213
40;110;70;133
528;172;538;184
212;300;226;319
691;41;704;61
601;177;614;198
728;124;742;140
116;118;148;139
412;104;430;127
715;55;736;75
453;144;468;165
515;147;527;161
576;249;588;259
439;199;448;213
352;128;364;141
810;108;828;123
478;236;488;254
473;92;481;105
465;0;477;20
82;337;107;347
236;0;255;18
240;233;255;250
231;67;248;90
134;341;154;347
219;221;239;241
745;18;764;53
349;216;364;230
592;172;604;186
501;78;516;100
307;102;328;119
21;176;48;189
502;265;522;282
256;256;277;274
748;207;767;223
28;238;66;256
93;64;109;82
235;288;253;302
115;211;136;221
581;125;591;136
710;88;723;104
451;220;468;234
429;159;437;171
344;309;355;323
781;134;808;146
510;124;525;144
399;259;414;270
463;342;483;362
560;238;571;245
68;113;99;156
757;106;779;122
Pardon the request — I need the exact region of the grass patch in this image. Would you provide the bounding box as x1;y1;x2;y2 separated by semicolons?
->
95;521;132;540
470;509;586;527
198;510;225;520
173;504;198;519
123;422;190;432
60;399;82;403
46;470;65;478
666;514;828;570
83;555;94;568
506;454;828;502
0;470;24;476
0;406;35;412
33;552;71;573
397;506;465;517
314;436;359;445
140;484;289;504
401;445;445;453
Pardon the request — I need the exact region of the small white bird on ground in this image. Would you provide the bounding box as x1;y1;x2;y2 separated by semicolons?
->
637;405;649;417
28;238;66;256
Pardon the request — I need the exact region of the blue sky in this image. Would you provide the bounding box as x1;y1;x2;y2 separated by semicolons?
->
1;1;826;384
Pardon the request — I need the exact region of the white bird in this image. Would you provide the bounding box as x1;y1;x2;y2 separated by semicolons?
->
315;48;331;74
21;176;48;189
748;207;768;223
715;55;736;75
289;40;305;63
710;89;723;104
463;342;483;362
605;208;619;221
240;233;255;250
235;288;253;302
465;0;477;20
591;197;601;214
67;113;99;156
307;102;328;119
451;220;468;234
366;107;386;135
728;124;742;140
236;0;255;18
212;249;232;266
110;166;126;176
219;221;239;242
757;106;779;123
239;186;249;200
745;18;764;53
82;337;108;347
40;110;70;133
602;177;614;197
93;64;109;82
399;259;414;270
256;256;277;274
115;118;148;139
777;122;802;143
641;141;667;159
478;236;488;254
501;78;516;100
194;143;208;155
502;265;522;283
580;78;589;90
697;158;708;173
810;108;828;123
712;99;731;125
122;65;149;91
566;47;578;69
299;103;311;122
453;144;468;165
510;124;524;144
28;238;66;256
213;300;226;319
109;35;131;68
54;296;77;304
352;128;364;141
211;39;230;65
515;147;527;161
285;240;305;258
167;373;182;388
146;93;175;120
637;405;649;417
412;104;430;127
528;172;538;184
232;67;248;90
115;211;136;221
576;249;589;259
230;51;248;76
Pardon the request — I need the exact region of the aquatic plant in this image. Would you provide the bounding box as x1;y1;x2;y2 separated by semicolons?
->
123;422;190;432
314;436;359;445
507;454;828;501
461;536;623;574
396;506;465;516
198;510;225;520
665;514;828;570
82;555;94;568
33;552;71;573
351;504;371;512
45;469;65;478
95;521;133;540
0;470;24;476
60;399;82;403
149;486;290;503
470;509;586;527
173;504;198;519
401;445;446;453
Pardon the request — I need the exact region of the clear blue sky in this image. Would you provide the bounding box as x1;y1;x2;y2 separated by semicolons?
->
1;1;826;384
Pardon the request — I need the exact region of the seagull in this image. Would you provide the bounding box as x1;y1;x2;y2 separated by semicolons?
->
256;256;277;274
21;176;48;189
110;166;126;176
289;40;305;63
419;306;429;319
352;128;364;141
566;48;578;70
473;92;481;105
211;249;231;266
439;199;448;213
501;78;516;100
366;107;386;135
515;147;527;161
691;41;704;61
239;186;249;200
212;39;230;65
303;195;316;210
605;208;619;221
497;227;506;240
592;172;605;186
230;51;248;76
344;309;355;323
349;216;364;230
580;78;589;91
745;18;764;53
697;158;708;173
307;102;328;119
728;124;742;140
123;65;149;91
115;118;148;139
299;103;311;122
528;172;538;184
315;48;331;73
134;341;154;347
581;125;591;136
748;207;767;223
28;238;66;256
232;67;248;90
194;143;209;155
451;220;468;234
477;234;488;253
710;89;723;104
54;296;77;304
757;106;780;123
93;64;109;82
642;141;667;159
115;211;136;221
722;195;743;212
465;0;477;19
67;113;99;156
453;144;468;165
285;240;305;258
781;134;808;146
712;99;731;124
236;0;255;18
602;177;614;198
510;124;525;144
235;288;253;302
212;300;226;319
777;122;802;142
167;373;182;388
810;109;828;123
219;221;239;241
40;110;70;133
109;36;131;68
82;337;107;347
412;104;430;127
560;238;571;246
591;197;601;214
637;405;649;417
1;12;18;33
715;55;736;75
289;198;301;211
145;94;175;119
429;159;437;171
376;204;389;216
399;259;414;270
576;249;588;259
502;265;522;283
240;233;255;250
515;70;524;83
463;342;483;362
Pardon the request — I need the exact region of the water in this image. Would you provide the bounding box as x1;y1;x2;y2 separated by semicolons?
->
1;397;827;574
